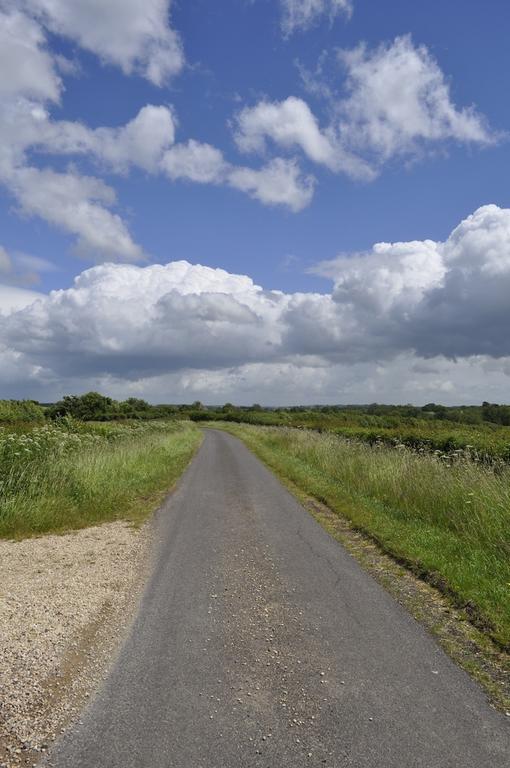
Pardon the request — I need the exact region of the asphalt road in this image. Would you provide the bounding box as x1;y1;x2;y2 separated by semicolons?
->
45;429;509;767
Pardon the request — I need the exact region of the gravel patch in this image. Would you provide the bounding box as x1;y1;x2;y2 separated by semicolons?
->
0;521;152;767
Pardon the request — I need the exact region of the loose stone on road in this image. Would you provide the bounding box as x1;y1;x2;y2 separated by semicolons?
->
44;430;510;767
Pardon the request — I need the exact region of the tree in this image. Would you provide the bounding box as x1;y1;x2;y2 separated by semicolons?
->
120;397;150;411
49;392;114;421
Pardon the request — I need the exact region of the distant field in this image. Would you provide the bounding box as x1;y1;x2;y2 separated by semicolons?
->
193;407;510;463
0;419;201;539
215;422;510;649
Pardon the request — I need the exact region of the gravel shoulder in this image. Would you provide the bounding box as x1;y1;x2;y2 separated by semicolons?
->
0;521;152;768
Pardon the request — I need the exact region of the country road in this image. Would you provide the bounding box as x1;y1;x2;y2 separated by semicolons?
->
44;429;509;767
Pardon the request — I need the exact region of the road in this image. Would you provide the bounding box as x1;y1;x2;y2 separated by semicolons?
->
45;429;509;767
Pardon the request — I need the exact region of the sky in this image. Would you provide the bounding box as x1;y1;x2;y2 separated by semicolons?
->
1;0;510;405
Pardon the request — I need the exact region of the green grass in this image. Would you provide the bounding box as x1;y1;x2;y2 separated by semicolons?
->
0;419;202;539
215;423;510;648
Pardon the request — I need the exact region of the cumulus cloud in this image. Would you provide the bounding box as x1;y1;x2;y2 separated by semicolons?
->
235;97;335;161
37;105;177;173
311;204;510;360
24;101;312;210
235;37;495;180
161;140;227;184
234;96;373;179
0;8;61;102
0;10;147;260
16;0;184;85
280;0;352;35
161;141;315;209
8;166;143;262
1;261;289;378
228;158;315;211
337;35;495;161
2;205;510;401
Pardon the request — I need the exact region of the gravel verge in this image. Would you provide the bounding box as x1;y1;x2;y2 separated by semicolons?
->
0;521;152;767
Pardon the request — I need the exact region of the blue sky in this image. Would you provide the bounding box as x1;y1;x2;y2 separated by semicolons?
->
1;0;510;404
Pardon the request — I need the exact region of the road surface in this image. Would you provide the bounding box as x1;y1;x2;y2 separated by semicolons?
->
45;429;509;767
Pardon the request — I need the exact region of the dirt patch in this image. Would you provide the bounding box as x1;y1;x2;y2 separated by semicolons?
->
0;521;152;767
300;496;510;715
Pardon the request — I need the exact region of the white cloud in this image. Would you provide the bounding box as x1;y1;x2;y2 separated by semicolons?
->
2;204;510;403
141;355;507;406
235;37;495;180
18;0;184;85
3;205;510;400
228;158;315;211
235;96;374;179
1;260;289;378
309;204;510;360
0;9;61;102
160;140;316;210
161;140;228;184
0;96;313;250
315;239;445;313
26;102;311;209
0;11;147;260
337;35;495;161
236;97;334;161
280;0;352;36
33;104;177;173
7;166;143;261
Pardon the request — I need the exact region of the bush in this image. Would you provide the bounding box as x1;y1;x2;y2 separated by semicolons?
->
0;400;45;423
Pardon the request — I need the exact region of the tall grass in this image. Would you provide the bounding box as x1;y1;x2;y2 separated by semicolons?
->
220;424;510;647
0;419;201;538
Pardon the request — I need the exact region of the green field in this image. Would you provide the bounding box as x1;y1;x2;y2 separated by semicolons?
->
0;418;202;539
215;423;510;649
192;406;510;463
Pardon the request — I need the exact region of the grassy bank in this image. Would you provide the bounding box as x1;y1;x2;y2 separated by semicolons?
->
216;423;510;648
0;420;202;539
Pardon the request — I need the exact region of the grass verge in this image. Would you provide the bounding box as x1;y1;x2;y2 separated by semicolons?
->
212;423;510;652
0;420;202;539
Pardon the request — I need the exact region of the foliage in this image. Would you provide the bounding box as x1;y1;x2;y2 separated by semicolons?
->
48;392;115;421
0;400;45;424
482;401;510;426
46;392;178;421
